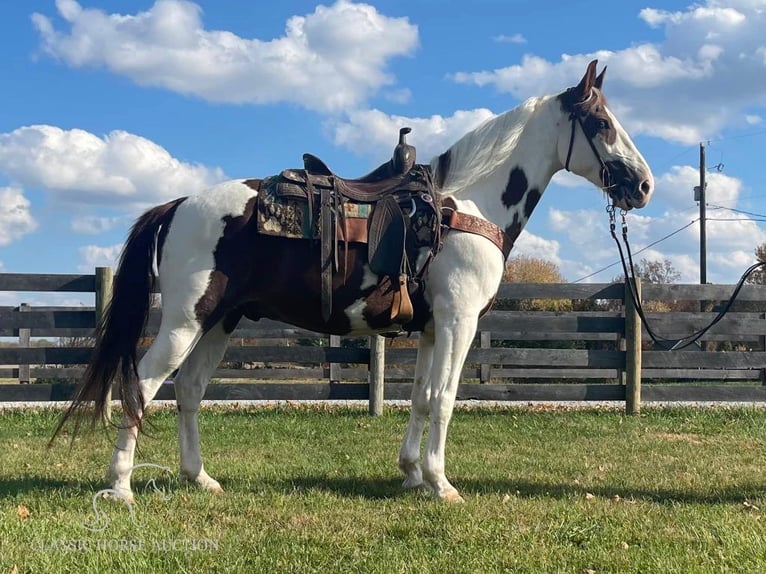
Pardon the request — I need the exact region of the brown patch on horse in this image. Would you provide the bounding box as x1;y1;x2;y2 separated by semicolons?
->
195;196;259;332
502;167;528;209
523;188;541;218
558;85;617;146
505;213;522;244
435;150;451;189
242;179;262;191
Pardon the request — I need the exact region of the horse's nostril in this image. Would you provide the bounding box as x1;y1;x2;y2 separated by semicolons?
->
639;179;652;195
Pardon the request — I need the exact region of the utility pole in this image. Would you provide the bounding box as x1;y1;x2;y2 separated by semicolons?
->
699;142;707;285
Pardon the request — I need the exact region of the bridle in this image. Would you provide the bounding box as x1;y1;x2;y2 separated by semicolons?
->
563;102;613;193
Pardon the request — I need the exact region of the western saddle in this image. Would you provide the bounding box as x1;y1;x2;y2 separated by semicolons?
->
257;128;440;326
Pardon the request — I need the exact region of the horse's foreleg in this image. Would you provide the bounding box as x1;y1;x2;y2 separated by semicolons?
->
175;319;234;493
398;328;434;488
107;321;202;502
422;313;478;502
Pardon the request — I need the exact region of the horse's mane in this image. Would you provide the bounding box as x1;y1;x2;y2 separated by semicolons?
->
432;96;544;196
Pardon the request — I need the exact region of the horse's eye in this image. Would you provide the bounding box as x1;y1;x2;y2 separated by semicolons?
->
598;119;610;131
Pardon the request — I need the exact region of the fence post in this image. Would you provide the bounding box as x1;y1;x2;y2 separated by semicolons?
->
480;331;491;383
18;303;30;384
368;335;385;416
329;334;341;383
624;277;642;415
760;313;766;385
95;267;114;419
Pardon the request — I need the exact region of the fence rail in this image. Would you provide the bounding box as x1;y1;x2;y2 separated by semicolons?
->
2;270;766;413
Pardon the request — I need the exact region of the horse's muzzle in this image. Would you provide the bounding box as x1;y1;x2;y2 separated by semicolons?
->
605;163;653;210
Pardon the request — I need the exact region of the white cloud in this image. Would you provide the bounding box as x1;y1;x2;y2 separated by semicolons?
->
494;34;526;44
449;1;766;144
330;107;495;160
0;187;37;246
0;125;225;206
546;200;766;284
551;170;592;189
32;0;418;112
71;215;123;234
512;230;561;263
78;244;122;272
745;114;762;125
653;165;742;210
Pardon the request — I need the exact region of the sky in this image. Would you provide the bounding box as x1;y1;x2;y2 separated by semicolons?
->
2;0;766;307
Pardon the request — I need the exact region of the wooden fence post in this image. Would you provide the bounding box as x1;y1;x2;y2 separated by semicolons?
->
95;267;114;419
480;331;491;383
329;334;341;384
368;335;385;416
760;313;766;385
624;277;642;415
18;303;30;384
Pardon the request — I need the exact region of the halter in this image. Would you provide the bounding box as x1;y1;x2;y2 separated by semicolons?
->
564;107;613;193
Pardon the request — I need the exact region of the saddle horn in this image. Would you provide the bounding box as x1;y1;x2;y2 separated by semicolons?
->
392;127;416;175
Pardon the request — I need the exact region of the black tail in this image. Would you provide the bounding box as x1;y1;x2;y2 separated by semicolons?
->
52;198;186;441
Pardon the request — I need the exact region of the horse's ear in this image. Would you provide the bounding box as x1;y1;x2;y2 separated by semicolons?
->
594;66;607;90
572;59;599;100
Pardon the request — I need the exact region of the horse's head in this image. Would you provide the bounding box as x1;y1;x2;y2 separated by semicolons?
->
557;60;653;210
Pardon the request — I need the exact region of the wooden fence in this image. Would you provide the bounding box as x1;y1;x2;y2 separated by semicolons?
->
2;270;766;413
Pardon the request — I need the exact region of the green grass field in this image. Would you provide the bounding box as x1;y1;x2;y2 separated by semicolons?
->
2;404;766;573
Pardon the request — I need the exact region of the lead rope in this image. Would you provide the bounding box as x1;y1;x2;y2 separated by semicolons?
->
608;205;766;350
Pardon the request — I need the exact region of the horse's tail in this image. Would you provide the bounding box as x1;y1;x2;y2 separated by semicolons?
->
52;198;186;441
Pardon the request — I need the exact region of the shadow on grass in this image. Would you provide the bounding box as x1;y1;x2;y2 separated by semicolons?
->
0;476;101;498
242;474;410;500
460;478;766;505
235;474;766;504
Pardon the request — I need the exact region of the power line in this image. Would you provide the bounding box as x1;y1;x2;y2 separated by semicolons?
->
573;218;700;283
707;217;766;223
706;203;766;219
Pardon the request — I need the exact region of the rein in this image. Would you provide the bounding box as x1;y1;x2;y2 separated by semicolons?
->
607;205;766;350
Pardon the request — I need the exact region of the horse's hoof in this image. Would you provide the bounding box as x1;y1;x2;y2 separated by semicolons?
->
106;488;135;505
442;489;465;504
182;473;224;494
402;476;424;489
206;481;224;495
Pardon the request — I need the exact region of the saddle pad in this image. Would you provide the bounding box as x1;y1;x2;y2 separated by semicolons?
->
257;177;372;240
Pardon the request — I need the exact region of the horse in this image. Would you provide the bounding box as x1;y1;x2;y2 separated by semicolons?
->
56;60;653;503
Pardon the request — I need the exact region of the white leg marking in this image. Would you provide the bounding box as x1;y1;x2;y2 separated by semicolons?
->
176;321;232;493
107;322;202;502
422;313;477;503
399;328;434;489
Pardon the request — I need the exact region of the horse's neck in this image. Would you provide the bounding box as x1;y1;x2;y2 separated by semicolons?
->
438;96;560;234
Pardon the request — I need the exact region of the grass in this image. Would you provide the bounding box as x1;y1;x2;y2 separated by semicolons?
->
2;404;766;573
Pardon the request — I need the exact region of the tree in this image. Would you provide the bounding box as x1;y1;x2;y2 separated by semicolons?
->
499;256;570;312
610;258;687;312
745;242;766;285
503;256;566;284
612;257;680;285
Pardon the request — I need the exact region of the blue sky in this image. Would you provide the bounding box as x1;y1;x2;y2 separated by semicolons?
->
2;0;766;306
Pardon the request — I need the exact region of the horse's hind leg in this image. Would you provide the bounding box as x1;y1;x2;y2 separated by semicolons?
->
175;318;236;493
107;318;203;502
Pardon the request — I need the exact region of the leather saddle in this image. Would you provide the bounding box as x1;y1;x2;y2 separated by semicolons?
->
262;128;440;326
302;127;417;201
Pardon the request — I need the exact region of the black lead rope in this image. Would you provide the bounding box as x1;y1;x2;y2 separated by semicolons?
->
608;206;766;351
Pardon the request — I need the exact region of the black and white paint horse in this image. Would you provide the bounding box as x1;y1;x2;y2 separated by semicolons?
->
58;60;653;503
